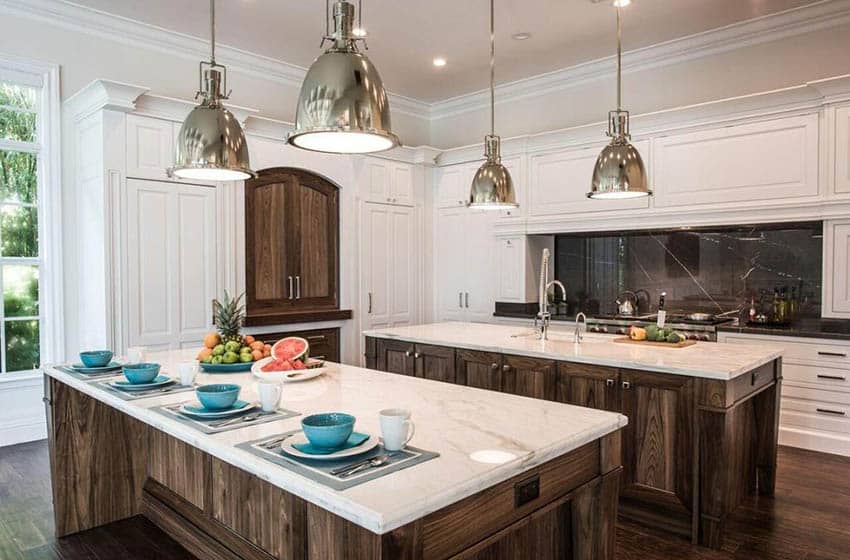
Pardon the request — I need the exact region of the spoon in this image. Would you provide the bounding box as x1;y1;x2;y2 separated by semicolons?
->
338;455;391;478
209;411;263;429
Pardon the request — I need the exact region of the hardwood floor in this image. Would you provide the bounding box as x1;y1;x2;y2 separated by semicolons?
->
1;440;849;559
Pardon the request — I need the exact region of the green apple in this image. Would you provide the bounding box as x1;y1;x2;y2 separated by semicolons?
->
224;340;241;353
212;344;225;356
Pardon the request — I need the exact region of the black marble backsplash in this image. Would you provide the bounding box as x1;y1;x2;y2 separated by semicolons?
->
553;222;823;320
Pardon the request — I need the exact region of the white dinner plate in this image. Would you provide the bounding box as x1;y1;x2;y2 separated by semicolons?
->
108;375;173;391
252;357;327;383
178;400;256;419
280;433;378;461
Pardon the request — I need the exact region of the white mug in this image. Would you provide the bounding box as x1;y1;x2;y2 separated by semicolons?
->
257;381;283;412
379;408;415;451
177;360;199;386
126;346;147;363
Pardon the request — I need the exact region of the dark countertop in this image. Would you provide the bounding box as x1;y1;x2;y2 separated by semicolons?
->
718;318;850;341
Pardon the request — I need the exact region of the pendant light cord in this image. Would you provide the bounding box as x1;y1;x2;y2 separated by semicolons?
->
489;0;495;137
210;0;216;64
616;6;622;112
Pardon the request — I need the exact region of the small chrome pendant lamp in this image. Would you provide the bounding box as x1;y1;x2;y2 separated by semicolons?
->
288;0;399;154
588;2;650;199
171;0;254;182
468;0;518;209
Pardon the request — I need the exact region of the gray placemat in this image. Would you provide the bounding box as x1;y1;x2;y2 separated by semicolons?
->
237;431;439;491
151;403;300;434
56;365;124;381
92;378;198;401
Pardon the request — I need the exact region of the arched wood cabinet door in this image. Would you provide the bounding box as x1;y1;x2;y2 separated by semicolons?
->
245;168;340;319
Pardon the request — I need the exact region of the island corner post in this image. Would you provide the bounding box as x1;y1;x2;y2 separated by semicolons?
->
43;372;625;560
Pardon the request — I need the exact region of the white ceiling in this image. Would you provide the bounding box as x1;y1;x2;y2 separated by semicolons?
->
70;0;820;102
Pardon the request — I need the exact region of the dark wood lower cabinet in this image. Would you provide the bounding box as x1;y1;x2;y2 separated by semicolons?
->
375;338;415;375
252;327;340;363
365;336;782;550
414;343;456;383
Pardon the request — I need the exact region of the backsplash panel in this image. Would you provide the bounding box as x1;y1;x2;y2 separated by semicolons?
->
553;222;823;319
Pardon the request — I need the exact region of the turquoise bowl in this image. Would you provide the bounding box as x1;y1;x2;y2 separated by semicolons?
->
301;413;355;449
80;350;113;368
122;362;160;384
196;384;241;411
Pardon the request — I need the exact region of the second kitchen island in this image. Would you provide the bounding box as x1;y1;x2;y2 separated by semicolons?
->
365;322;784;549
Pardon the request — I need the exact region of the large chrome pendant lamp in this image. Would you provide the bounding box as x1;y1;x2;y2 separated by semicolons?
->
588;3;650;199
287;0;399;154
468;0;518;209
171;0;254;182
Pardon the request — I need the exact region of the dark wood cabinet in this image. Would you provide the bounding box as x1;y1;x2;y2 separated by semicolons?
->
456;349;504;391
503;355;557;400
557;362;620;412
245;168;348;325
414;344;456;383
252;327;340;363
375;338;415;376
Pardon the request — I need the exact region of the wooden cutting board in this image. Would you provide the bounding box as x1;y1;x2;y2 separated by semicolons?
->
613;336;696;348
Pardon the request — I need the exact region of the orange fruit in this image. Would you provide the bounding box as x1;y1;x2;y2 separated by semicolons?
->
251;349;263;361
203;333;221;349
263;349;271;357
244;335;255;345
197;347;213;361
250;341;264;351
263;344;271;352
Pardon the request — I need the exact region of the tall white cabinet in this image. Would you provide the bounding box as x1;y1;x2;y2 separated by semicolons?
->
126;179;218;351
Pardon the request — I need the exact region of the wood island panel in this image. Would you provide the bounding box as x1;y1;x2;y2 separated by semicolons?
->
148;428;207;510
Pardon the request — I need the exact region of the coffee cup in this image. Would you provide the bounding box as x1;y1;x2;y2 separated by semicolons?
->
126;346;147;363
257;381;283;412
177;360;199;386
379;408;415;451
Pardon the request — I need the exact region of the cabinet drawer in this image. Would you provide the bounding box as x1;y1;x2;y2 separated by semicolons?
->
783;363;850;392
251;328;340;362
781;398;850;434
782;384;850;405
722;334;850;366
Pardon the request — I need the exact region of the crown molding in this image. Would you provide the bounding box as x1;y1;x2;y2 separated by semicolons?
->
63;79;149;122
428;0;850;120
0;0;431;120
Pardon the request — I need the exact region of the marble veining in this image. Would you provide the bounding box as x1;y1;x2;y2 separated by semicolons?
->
44;349;626;535
364;322;782;380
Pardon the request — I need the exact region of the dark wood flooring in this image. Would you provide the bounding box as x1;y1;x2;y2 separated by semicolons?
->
1;440;849;559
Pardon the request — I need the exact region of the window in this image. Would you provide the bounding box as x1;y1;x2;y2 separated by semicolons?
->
0;57;60;375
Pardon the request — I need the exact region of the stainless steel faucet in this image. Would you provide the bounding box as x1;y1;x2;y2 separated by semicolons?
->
535;249;566;340
574;312;587;344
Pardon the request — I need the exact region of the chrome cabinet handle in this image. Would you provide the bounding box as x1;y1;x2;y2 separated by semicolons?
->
295;276;301;299
459;292;463;308
502;364;511;372
818;351;847;357
414;352;421;359
367;292;372;314
622;381;631;389
490;362;499;371
288;276;294;300
817;374;846;381
465;292;469;308
606;379;615;387
307;335;327;342
405;350;413;357
816;407;846;416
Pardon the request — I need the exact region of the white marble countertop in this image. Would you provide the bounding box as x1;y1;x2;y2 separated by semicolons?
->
364;322;783;380
45;349;626;534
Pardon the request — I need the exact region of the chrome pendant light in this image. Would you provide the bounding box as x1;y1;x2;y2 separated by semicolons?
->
171;0;254;181
588;3;650;199
468;0;518;209
287;0;399;154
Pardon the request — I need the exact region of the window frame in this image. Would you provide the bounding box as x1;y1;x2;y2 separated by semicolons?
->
0;54;62;380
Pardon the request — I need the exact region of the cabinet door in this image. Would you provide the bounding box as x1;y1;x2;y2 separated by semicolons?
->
556;363;620;412
375;338;415;376
620;369;694;523
414;344;456;383
437;166;466;209
496;237;523;302
388;205;416;326
456;349;503;391
835;106;850;194
126;115;173;181
463;210;496;323
290;173;339;309
824;220;850;317
498;156;523;219
502;355;557;400
391;163;414;205
360;202;392;329
436;207;466;321
364;160;391;203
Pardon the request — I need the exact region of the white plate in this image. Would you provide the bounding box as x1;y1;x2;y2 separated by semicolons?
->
178;400;256;419
252;357;327;383
108;375;173;391
280;433;378;461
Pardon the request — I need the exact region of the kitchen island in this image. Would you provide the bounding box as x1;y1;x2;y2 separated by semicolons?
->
44;350;626;560
364;322;784;549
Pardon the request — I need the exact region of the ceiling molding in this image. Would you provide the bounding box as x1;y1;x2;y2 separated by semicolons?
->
0;0;432;120
62;79;149;121
429;0;850;120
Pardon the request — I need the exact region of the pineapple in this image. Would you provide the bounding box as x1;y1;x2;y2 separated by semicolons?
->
213;291;245;345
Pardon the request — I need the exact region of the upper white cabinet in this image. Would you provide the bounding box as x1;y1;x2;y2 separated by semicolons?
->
437;164;474;209
833;106;850;194
363;159;416;205
528;140;651;216
499;155;524;219
126;114;174;181
653;114;819;208
823;219;850;318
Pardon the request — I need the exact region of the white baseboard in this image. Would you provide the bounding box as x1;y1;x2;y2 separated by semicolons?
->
780;426;850;457
0;415;46;446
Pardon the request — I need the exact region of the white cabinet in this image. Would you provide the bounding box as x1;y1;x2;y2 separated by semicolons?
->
435;207;495;322
834;105;850;194
498;155;524;219
363;159;416;205
528;141;650;216
126;179;218;351
359;202;418;334
823;220;850;318
436;164;473;209
496;237;523;302
126;114;174;181
653;114;819;208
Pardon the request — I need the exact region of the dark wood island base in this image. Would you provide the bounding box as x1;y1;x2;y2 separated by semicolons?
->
45;377;623;560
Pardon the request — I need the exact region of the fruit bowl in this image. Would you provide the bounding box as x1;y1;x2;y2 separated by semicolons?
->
200;361;255;373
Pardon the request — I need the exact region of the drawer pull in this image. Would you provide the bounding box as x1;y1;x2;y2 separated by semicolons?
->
414;353;421;359
491;362;500;371
816;407;846;416
817;374;847;381
622;381;631;390
817;351;847;357
606;379;615;387
313;355;326;360
502;364;511;372
307;335;327;342
405;351;413;357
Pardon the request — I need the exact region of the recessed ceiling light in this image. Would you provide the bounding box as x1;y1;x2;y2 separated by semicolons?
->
511;32;532;40
352;27;368;37
613;0;631;6
433;57;447;67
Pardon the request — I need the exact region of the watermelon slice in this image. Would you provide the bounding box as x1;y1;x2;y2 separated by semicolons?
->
271;337;309;362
